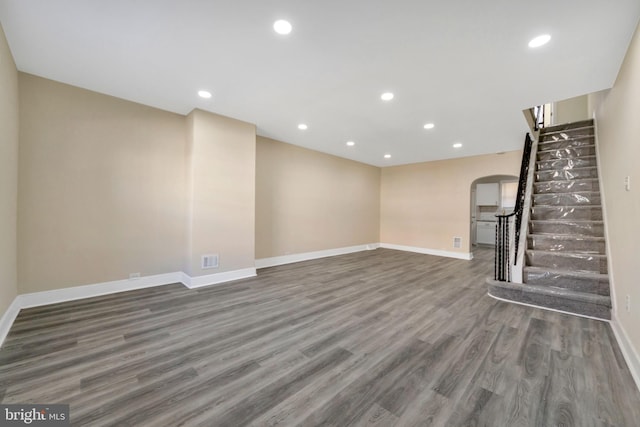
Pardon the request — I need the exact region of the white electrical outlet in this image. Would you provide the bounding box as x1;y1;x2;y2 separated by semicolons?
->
129;272;141;280
624;176;631;191
626;295;631;312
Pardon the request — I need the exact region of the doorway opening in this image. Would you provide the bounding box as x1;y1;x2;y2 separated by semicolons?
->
470;175;518;258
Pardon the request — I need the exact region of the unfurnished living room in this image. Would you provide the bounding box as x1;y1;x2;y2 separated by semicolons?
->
1;1;640;426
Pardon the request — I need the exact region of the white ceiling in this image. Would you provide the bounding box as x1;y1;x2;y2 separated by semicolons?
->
1;1;639;166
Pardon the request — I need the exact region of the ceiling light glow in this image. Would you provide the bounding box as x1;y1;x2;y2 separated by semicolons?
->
298;124;308;130
346;141;355;146
198;90;212;99
381;92;394;101
528;34;551;48
423;123;435;129
384;154;391;159
274;20;292;35
453;143;463;148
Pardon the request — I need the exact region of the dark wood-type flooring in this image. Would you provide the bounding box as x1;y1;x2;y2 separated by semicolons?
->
1;248;639;426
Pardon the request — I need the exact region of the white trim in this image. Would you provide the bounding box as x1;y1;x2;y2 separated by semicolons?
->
487;292;610;322
0;268;259;348
182;268;257;289
592;104;640;392
591;116;617;313
0;297;22;348
380;243;473;260
18;272;184;309
255;244;380;269
512;131;539;284
610;315;640;392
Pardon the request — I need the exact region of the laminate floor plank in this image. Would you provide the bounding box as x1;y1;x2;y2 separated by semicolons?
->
0;247;638;426
352;403;399;426
300;338;433;426
251;322;432;427
391;388;453;426
444;385;506;427
376;333;458;417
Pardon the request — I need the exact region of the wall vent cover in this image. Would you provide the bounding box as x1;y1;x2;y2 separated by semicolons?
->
453;237;462;249
201;254;219;269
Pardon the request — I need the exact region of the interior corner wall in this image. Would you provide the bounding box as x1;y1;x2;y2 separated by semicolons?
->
18;73;187;293
185;109;256;276
255;136;380;259
380;150;522;254
590;22;640;359
553;94;589;125
0;23;19;315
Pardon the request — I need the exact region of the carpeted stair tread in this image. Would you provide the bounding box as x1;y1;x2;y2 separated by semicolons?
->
526;249;608;274
540;120;594;133
535;166;598;182
523;266;611;297
537;144;595;154
524;265;608;280
530;205;603;221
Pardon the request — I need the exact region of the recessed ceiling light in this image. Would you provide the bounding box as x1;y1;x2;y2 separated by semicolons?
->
346;141;355;146
273;20;292;35
198;90;212;99
381;92;394;101
528;34;551;48
298;124;308;130
453;143;463;148
423;123;435;129
384;154;391;159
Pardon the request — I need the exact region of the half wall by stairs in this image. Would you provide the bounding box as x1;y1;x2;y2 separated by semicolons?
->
489;119;612;320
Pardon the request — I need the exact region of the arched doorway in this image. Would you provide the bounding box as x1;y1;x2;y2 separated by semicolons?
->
470;174;518;258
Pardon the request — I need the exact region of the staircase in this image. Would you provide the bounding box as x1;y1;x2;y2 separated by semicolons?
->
489;119;611;320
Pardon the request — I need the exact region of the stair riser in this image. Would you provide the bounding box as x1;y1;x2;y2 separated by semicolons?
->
539;127;594;142
534;180;600;194
533;193;601;206
537;158;597;170
537;146;596;161
526;252;608;274
530;221;604;237
524;270;610;295
535;168;598;181
541;120;594;133
528;235;605;254
537;138;595;152
488;285;610;320
531;206;603;221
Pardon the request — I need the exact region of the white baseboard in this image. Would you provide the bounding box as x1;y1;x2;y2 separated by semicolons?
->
0;267;258;348
379;243;473;260
0;243;468;347
17;272;184;309
255;243;380;269
0;297;22;350
182;268;257;289
610;315;640;392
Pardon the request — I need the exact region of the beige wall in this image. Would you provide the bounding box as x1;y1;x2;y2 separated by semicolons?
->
0;24;19;314
255;137;380;259
18;74;187;292
554;94;589;125
380;151;522;254
185;110;256;275
590;23;640;357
